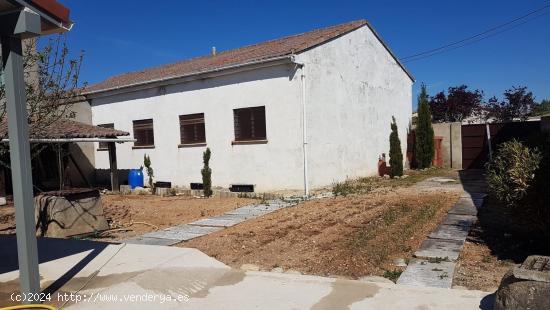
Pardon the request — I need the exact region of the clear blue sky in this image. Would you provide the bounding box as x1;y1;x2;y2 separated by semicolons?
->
62;0;550;110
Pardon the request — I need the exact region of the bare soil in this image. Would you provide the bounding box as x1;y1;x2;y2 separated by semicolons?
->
181;185;460;279
453;197;550;291
0;195;258;241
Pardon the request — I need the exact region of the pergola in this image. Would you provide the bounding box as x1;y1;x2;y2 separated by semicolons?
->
0;0;76;296
0;118;134;191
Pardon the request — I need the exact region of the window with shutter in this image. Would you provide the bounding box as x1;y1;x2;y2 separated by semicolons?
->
133;119;154;147
180;113;206;144
233;106;266;142
97;123;114;150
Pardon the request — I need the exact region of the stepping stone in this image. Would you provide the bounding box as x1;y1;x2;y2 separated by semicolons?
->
397;259;455;288
123;236;180;246
141;229;204;241
442;214;476;227
415;239;464;261
212;214;253;221
226;208;272;217
461;192;487;200
429;224;471;241
170;224;223;235
188;217;247;228
448;201;478;216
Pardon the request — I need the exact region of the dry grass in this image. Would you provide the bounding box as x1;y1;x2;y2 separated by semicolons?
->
182;182;460;279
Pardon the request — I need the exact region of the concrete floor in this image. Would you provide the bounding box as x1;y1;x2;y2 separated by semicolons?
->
0;236;493;309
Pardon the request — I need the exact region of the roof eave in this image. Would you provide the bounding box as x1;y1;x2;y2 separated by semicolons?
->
83;55;294;98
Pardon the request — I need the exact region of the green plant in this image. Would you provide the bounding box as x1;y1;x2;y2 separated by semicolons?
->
383;270;402;283
143;154;154;189
487;140;541;209
332;181;353;197
389;116;403;177
415;84;434;169
202;148;213;197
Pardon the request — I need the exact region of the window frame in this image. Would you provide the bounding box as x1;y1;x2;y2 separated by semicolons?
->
232;106;267;144
179;113;206;147
132;118;155;148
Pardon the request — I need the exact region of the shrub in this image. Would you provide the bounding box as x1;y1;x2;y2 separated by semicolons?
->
143;154;154;189
487;140;541;209
202;148;213;197
415;84;434;169
332;181;353;197
389;116;403;177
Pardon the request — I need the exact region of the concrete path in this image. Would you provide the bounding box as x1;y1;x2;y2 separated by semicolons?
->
397;170;488;289
0;236;492;309
123;199;295;246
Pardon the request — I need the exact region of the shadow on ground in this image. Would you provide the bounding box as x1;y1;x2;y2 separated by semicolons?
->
458;170;550;264
0;236;111;293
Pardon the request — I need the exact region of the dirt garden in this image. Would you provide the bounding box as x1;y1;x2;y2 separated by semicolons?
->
0;195;258;241
180;169;461;280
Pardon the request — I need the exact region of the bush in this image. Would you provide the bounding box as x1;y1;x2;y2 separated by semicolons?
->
143;154;154;189
389;116;403;177
202;148;212;197
487;140;541;209
415;84;434;169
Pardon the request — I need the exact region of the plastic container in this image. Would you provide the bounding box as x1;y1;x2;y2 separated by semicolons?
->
128;169;144;189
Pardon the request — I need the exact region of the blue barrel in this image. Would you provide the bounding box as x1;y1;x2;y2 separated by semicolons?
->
128;169;144;189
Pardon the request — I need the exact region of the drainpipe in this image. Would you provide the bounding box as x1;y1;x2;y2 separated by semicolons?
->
293;58;309;198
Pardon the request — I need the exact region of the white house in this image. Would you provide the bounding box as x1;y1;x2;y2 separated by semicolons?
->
83;20;414;193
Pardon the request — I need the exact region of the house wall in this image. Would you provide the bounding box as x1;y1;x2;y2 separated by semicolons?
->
66;100;97;187
91;64;304;191
294;26;413;188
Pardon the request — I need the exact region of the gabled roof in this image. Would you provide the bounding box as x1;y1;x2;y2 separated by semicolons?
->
85;20;413;95
0;118;129;139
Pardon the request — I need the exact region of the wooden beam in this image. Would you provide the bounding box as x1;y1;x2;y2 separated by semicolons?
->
107;142;119;192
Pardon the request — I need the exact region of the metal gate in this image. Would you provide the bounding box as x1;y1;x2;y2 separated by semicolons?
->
461;121;541;169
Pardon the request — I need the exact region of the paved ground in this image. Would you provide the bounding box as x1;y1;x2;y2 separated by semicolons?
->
123;199;295;246
397;170;488;288
0;236;492;309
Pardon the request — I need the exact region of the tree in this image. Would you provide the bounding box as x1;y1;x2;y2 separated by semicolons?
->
143;154;154;189
532;99;550;116
389;116;403;177
415;84;434;169
202;148;212;197
429;85;483;123
0;36;84;166
487;86;535;122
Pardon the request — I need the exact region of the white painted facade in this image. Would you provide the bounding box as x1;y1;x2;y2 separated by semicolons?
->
89;25;412;192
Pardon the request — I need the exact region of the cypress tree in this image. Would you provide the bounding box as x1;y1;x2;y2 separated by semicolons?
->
389;116;403;177
202;148;213;197
415;84;435;169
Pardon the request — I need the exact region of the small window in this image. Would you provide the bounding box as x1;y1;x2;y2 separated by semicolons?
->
133;119;154;147
97;123;114;150
180;113;206;145
233;106;266;141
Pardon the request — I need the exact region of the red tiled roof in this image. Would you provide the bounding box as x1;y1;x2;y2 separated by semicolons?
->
0;119;129;139
85;20;372;94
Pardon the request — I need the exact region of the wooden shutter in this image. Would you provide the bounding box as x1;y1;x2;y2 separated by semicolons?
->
98;123;114;149
180;113;206;144
233;106;266;141
133;119;154;146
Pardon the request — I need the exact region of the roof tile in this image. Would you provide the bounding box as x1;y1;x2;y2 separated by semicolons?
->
85;20;368;93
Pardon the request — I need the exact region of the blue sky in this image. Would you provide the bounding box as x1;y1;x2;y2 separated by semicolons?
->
62;0;550;110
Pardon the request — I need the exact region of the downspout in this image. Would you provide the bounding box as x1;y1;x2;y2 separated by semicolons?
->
293;57;309;198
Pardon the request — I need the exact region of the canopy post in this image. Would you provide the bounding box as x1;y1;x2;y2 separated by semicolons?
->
1;32;40;295
107;142;119;192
